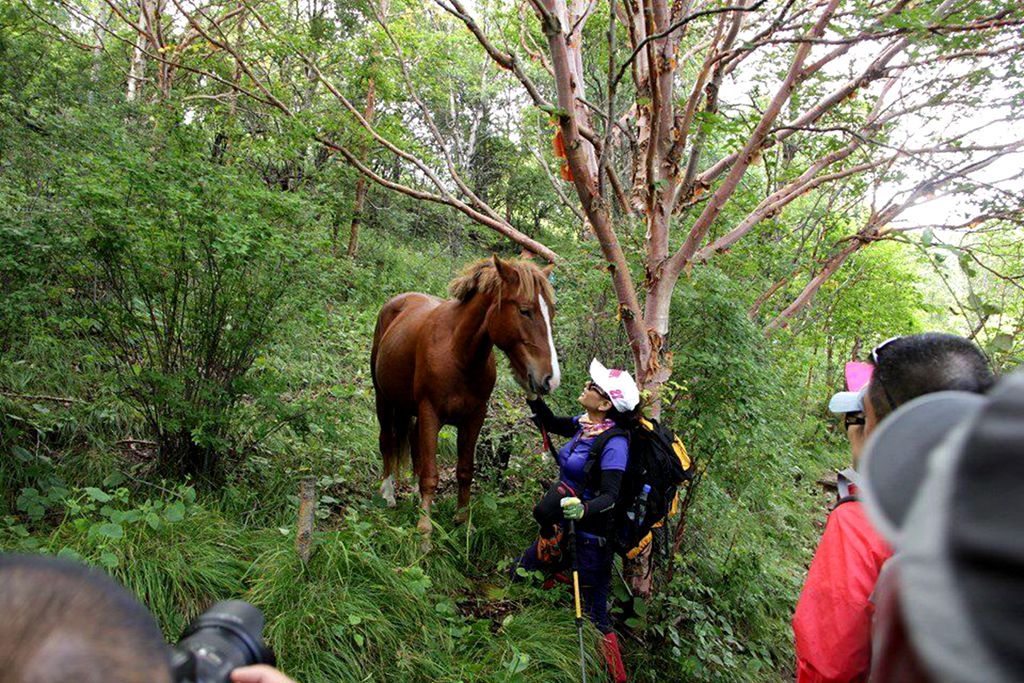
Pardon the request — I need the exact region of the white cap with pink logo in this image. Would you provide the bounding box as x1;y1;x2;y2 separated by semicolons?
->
589;358;641;413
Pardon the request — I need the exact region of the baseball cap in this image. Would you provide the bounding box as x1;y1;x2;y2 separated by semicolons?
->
828;386;867;414
828;361;875;414
858;372;1024;682
589;358;640;413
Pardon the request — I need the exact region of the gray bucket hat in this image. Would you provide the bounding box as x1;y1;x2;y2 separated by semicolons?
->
858;372;1024;682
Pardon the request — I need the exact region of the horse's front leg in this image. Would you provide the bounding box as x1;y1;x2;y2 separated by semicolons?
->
415;404;441;550
453;414;484;525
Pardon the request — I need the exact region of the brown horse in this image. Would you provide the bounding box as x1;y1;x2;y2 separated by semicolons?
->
371;256;560;546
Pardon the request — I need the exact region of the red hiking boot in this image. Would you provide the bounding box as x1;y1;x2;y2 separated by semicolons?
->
540;572;571;590
601;632;627;682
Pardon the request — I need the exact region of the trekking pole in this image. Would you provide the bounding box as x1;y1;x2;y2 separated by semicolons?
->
567;519;587;683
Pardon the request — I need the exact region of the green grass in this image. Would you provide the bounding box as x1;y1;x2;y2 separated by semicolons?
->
0;469;611;682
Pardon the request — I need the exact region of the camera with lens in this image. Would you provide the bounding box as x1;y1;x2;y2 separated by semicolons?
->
169;600;276;683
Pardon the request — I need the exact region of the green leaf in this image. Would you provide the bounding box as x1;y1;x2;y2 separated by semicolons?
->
991;333;1014;352
503;649;530;674
538;104;570;119
164;501;185;523
146;512;162;530
12;446;33;462
99;551;120;568
96;522;124;540
57;547;82;561
84;487;112;503
348;614;362;626
103;472;127;487
353;633;365;648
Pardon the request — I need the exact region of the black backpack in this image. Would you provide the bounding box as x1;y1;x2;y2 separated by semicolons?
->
585;418;695;556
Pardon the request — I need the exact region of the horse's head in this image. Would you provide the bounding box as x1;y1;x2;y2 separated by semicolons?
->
450;256;561;396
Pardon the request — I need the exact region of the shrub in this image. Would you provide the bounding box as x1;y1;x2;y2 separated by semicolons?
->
64;125;317;478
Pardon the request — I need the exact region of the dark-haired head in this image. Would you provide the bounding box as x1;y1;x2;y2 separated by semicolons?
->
0;554;172;683
606;405;641;428
867;333;994;425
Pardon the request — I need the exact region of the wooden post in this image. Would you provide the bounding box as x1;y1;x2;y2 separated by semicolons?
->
296;476;316;564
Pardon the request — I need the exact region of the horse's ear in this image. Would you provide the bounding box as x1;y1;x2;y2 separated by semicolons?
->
492;254;517;286
542;263;555;278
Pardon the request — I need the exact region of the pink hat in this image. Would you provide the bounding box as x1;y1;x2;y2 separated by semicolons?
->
589;359;640;413
828;362;875;414
845;361;874;392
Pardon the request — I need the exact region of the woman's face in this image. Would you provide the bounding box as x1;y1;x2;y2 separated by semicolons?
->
578;380;612;413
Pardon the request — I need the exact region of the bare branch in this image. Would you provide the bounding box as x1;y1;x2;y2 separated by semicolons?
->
373;5;505;225
314;135;558;262
611;0;768;90
435;0;552;111
669;0;843;278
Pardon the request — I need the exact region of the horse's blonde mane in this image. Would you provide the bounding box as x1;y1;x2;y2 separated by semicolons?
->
449;257;554;308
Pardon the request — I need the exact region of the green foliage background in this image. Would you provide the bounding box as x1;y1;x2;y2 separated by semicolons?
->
1;1;1016;681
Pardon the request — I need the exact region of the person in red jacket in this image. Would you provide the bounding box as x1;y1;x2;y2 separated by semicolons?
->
859;374;1024;683
793;334;993;683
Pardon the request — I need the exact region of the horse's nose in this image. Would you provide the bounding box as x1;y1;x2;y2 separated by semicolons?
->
541;374;553;394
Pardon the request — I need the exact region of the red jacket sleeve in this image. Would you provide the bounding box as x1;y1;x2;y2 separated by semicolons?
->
793;501;892;683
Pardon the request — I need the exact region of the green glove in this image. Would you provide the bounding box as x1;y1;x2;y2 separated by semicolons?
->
560;496;584;520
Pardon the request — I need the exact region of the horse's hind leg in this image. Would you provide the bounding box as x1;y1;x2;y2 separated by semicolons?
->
376;400;399;508
415;405;441;552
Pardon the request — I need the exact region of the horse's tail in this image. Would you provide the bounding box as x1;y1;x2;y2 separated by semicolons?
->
370;312;385;391
378;413;413;479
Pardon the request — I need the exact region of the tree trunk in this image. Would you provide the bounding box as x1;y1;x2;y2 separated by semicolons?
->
296;477;317;563
345;76;376;258
125;0;151;101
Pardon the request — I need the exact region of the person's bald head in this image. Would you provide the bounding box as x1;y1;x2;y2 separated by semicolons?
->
0;554;172;683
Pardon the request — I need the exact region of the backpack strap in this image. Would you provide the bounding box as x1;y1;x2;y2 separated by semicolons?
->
836;467;860;500
833;468;861;509
581;426;629;486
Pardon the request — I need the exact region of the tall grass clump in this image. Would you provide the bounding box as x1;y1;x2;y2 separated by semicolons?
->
247;502;597;683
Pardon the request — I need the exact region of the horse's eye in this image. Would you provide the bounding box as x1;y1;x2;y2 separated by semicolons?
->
519;308;533;319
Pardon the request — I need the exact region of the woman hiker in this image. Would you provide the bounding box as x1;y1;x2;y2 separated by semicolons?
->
515;358;639;683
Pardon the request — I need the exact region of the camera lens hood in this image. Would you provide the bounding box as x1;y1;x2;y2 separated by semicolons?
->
182;600;276;667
